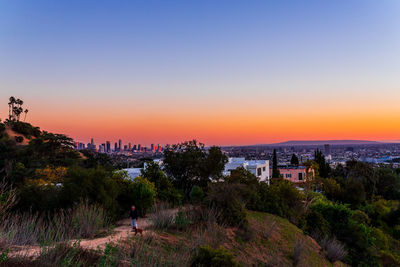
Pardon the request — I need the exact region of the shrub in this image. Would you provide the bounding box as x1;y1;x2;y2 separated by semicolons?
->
35;241;99;267
0;180;17;220
206;183;248;227
310;200;353;241
131;176;156;216
14;136;24;143
174;208;190;230
70;200;110;238
190;186;204;204
98;243;120;267
149;203;175;230
304;210;331;238
191;245;239;267
256;180;305;223
320;237;348;262
352;210;370;225
379;250;400;267
371;228;389;250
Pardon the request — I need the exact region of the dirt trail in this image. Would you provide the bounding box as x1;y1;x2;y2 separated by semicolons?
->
8;213;159;259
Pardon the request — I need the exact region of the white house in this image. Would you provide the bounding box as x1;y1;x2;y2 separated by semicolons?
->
223;157;270;184
122;168;142;180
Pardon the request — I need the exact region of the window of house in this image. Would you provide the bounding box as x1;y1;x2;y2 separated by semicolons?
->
298;173;303;180
263;167;266;171
286;174;292;178
257;168;262;176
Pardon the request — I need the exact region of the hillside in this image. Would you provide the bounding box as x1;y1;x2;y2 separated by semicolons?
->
4;209;345;266
3;125;32;145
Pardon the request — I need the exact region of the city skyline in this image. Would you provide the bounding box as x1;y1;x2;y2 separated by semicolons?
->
1;0;400;146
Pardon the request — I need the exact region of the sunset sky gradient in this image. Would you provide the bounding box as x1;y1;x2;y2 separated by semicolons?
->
1;0;400;146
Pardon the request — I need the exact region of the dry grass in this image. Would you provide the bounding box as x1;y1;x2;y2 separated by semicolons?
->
292;237;305;266
320;237;347;262
0;179;17;221
0;200;109;247
149;202;175;230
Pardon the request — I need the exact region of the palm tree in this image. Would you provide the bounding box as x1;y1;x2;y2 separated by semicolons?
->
24;109;29;121
8;96;16;121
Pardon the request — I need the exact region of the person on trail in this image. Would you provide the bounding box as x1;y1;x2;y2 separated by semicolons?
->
130;205;139;233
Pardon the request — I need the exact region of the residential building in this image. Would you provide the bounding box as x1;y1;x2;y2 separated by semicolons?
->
224;157;270;183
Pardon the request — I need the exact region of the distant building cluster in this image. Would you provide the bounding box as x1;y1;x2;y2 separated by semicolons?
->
75;138;164;154
222;142;400;169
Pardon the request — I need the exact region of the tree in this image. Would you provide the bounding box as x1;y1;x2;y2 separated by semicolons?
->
272;149;280;178
23;109;28;121
226;167;260;209
190;185;204;204
314;149;331;178
141;161;181;204
290;153;299;165
130;176;156;216
7;96;25;122
163;140;227;196
322;178;343;201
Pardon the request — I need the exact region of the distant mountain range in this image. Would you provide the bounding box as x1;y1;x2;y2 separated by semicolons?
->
266;140;384;146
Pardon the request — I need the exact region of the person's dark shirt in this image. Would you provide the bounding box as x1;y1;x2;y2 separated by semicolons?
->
130;209;138;219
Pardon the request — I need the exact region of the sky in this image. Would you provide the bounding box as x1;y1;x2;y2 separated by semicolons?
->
1;0;400;146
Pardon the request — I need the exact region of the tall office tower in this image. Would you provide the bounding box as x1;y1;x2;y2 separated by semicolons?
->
106;141;111;153
124;145;128;151
102;143;106;153
133;144;137;150
128;143;131;150
118;139;122;151
324;144;331;156
138;144;141;151
150;144;154;151
98;145;102;153
114;142;118;152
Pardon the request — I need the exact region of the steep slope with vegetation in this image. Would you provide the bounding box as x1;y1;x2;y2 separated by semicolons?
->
2;207;341;267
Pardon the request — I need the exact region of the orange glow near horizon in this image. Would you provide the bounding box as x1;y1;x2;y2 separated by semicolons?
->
18;102;400;146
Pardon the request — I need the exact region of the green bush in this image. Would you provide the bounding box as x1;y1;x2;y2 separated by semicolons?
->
371;228;389;250
256;180;304;223
191;245;240;267
379;250;400;267
131;176;156;216
141;161;182;204
352;210;370;225
190;186;204;204
174;209;190;230
206;183;248;227
304;210;331;238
